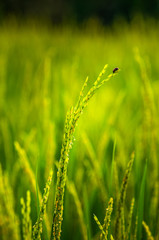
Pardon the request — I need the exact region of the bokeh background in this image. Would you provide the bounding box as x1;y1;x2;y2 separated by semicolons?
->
0;1;159;240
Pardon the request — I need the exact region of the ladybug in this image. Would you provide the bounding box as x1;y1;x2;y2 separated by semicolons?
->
113;67;119;73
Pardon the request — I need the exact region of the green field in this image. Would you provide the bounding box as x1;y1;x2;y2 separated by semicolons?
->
0;17;158;240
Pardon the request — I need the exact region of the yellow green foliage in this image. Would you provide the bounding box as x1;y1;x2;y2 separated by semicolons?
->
0;17;159;240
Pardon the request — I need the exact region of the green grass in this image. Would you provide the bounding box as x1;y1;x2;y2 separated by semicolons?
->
0;16;159;240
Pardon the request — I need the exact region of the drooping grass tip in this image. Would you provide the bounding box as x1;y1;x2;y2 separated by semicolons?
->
113;67;119;73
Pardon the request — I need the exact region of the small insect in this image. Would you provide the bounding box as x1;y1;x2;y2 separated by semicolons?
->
113;67;119;73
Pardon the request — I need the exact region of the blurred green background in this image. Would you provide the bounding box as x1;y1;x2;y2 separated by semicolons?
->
0;1;159;239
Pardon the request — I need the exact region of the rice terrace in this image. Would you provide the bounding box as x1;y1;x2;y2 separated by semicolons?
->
0;15;159;240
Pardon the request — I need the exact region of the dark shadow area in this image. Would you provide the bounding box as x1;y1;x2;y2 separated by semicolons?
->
0;0;159;24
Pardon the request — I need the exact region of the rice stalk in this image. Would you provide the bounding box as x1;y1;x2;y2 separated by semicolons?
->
93;214;106;237
114;153;134;240
20;191;32;240
142;221;154;240
50;65;118;240
102;197;114;240
110;235;114;240
33;169;53;240
126;198;135;240
121;206;125;240
93;198;113;240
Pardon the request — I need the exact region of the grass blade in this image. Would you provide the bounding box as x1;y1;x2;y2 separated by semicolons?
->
110;138;116;197
36;159;40;217
137;160;147;240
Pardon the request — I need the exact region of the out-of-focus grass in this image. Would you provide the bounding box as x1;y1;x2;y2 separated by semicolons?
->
0;16;158;239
